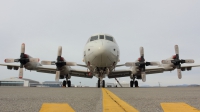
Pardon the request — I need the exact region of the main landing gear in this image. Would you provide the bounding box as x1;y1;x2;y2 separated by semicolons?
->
62;79;71;87
130;80;139;87
97;78;105;88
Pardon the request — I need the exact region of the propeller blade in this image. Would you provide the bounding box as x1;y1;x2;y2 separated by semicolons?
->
4;59;15;63
162;60;172;64
184;59;194;63
177;69;182;79
175;45;179;55
41;61;56;65
29;58;40;63
19;68;23;79
140;47;144;57
141;72;146;82
58;46;62;56
66;62;77;66
21;43;25;53
55;71;60;81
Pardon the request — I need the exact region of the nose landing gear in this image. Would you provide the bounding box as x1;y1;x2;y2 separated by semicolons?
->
97;78;105;88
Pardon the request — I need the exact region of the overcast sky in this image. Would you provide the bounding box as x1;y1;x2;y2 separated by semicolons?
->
0;0;200;87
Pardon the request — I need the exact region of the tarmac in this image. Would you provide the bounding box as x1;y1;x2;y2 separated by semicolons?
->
0;87;200;112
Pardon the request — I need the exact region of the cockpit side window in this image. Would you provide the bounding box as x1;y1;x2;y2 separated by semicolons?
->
90;36;98;41
99;35;104;39
105;36;113;41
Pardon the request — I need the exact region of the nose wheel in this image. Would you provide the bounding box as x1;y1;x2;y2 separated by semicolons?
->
97;78;105;88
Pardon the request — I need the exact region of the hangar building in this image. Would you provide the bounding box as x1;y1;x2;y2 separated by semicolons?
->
0;77;40;87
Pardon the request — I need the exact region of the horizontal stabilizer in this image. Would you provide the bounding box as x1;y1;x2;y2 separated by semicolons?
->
162;60;172;64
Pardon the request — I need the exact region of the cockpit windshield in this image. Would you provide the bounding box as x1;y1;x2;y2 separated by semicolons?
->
99;35;104;39
105;36;113;41
90;36;98;41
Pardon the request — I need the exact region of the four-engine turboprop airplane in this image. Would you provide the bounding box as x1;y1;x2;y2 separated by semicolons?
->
1;34;200;88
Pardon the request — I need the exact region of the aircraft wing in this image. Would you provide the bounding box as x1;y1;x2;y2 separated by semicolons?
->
76;64;87;68
108;67;164;78
108;69;131;78
179;64;200;68
69;68;93;78
0;63;20;67
36;66;93;78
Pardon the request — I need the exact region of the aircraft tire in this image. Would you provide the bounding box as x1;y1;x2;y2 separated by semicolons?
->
130;81;133;87
63;80;66;87
98;79;100;88
67;80;71;87
102;80;105;88
135;80;138;87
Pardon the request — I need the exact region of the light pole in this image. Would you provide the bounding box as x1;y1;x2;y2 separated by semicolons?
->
158;82;161;87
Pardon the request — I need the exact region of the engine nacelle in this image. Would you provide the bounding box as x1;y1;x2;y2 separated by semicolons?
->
7;66;13;70
14;67;19;70
131;66;137;74
187;67;192;71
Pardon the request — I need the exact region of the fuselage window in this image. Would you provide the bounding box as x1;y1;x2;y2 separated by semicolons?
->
105;36;113;41
99;35;104;39
90;36;98;41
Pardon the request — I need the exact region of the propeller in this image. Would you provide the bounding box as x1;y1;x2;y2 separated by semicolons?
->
162;45;194;79
125;47;160;82
4;43;39;78
41;46;76;81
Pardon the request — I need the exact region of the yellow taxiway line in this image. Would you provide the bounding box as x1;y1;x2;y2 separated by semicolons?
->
161;102;200;112
39;103;75;112
102;88;139;112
